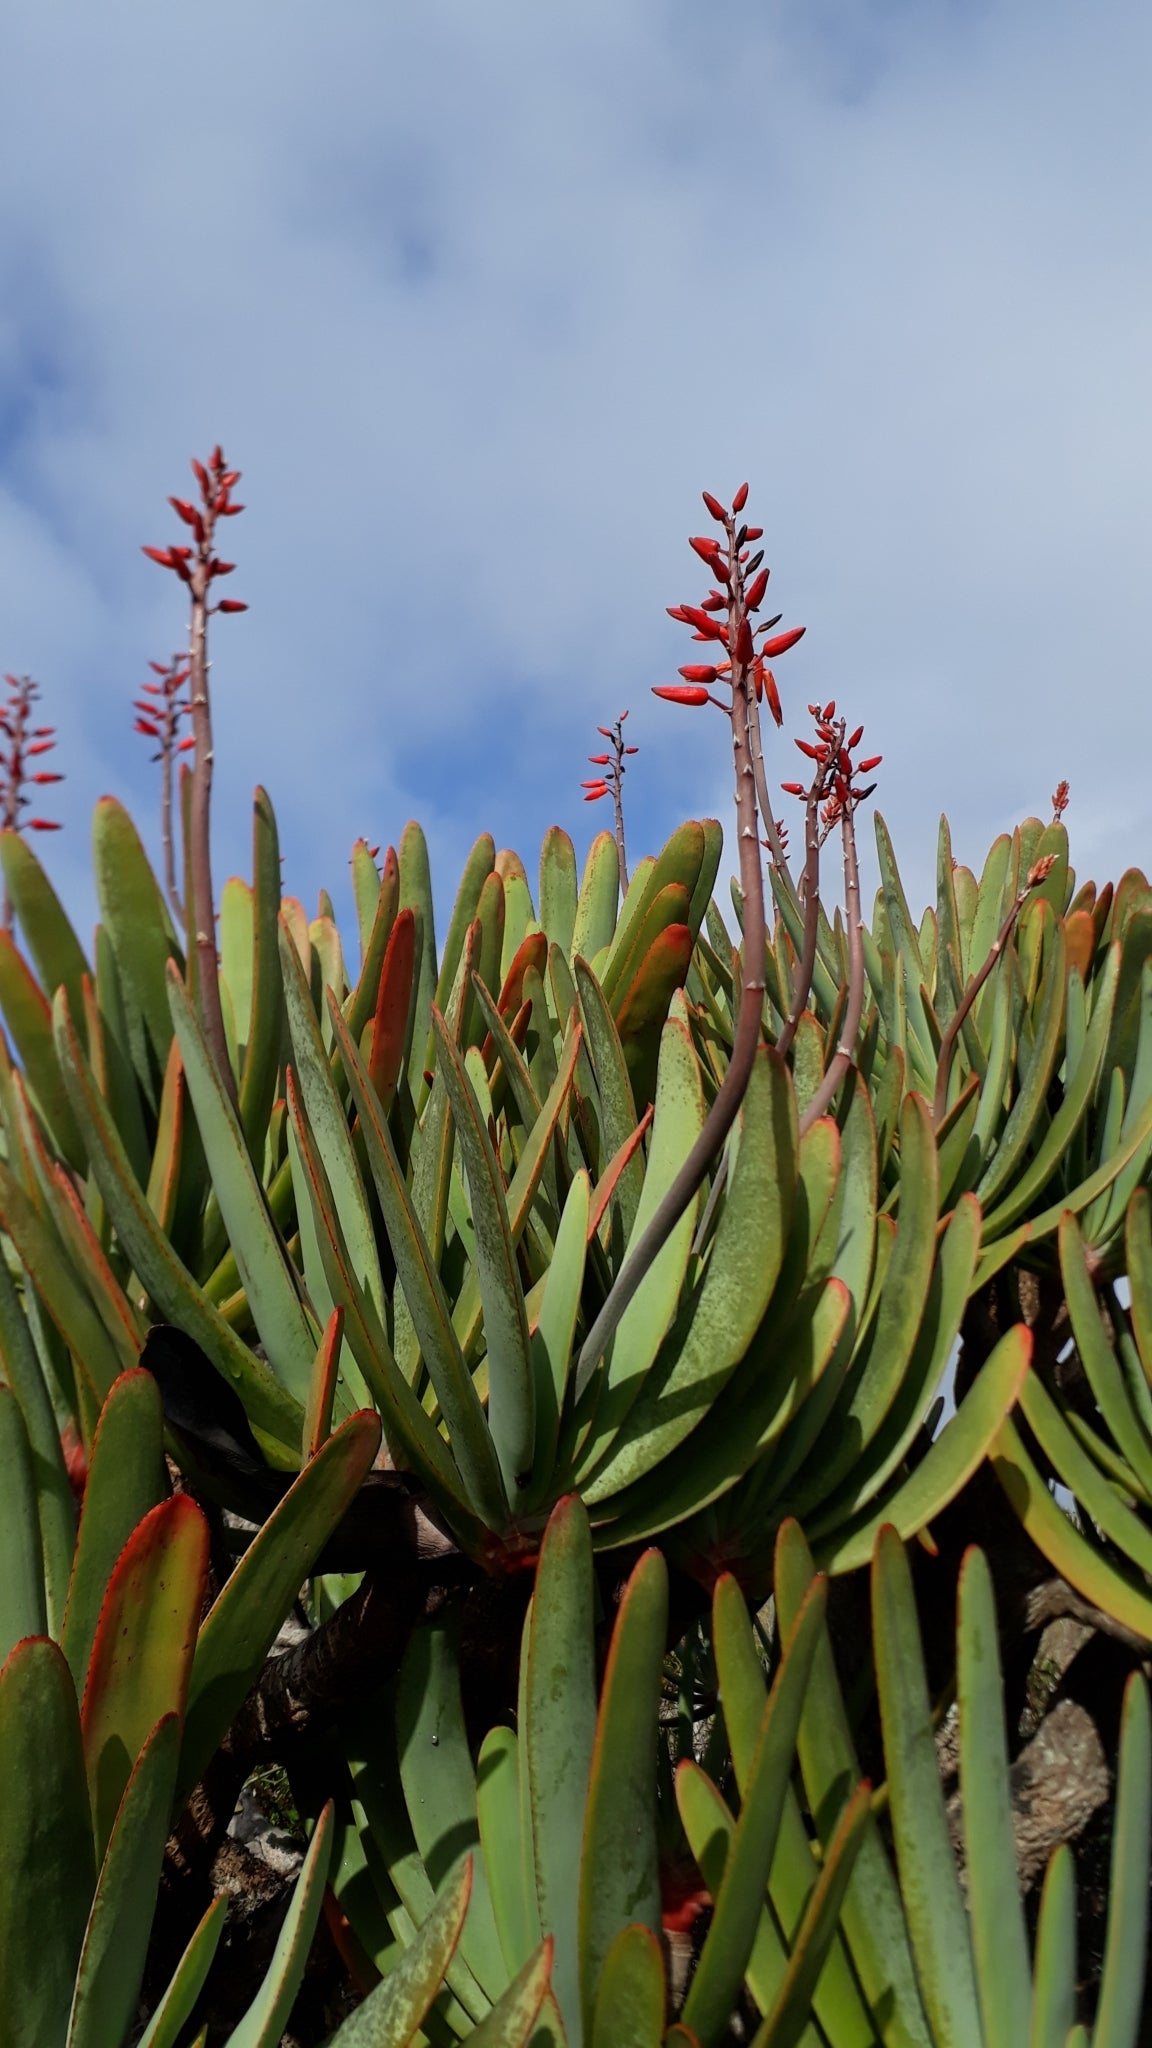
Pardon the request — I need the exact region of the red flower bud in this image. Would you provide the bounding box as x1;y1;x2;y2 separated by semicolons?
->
763;669;783;728
795;738;822;758
625;745;639;754
220;470;241;489
27;740;55;755
588;753;611;765
581;779;609;790
29;819;62;831
744;569;770;611
678;665;720;684
823;701;836;720
210;559;236;576
652;684;710;705
731;481;749;512
761;626;806;659
31;771;63;783
744;526;763;541
858;755;882;773
177;736;196;751
169;497;199;526
700;592;726;612
215;599;248;613
32;726;54;736
217;501;245;516
689;535;722;565
134;718;161;737
191;458;209;492
584;786;609;801
780;782;807;796
211;444;224;469
597;726;613;737
678;605;728;641
142;545;176;568
734;618;754;664
847;724;864;749
701;490;727;522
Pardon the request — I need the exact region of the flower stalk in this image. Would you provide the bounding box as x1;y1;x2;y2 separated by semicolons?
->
0;674;64;930
582;711;637;894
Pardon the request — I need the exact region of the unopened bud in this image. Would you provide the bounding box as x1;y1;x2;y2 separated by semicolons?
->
731;481;749;512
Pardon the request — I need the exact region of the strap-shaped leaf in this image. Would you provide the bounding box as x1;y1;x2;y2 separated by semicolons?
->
525;1494;598;2037
54;987;304;1461
135;1895;227;2048
432;1004;534;1495
227;1803;336;2048
67;1713;180;2048
873;1526;981;2048
1093;1674;1151;2048
463;1940;555;2048
81;1494;208;1861
992;1417;1152;1638
397;1623;506;2002
578;1547;667;2028
327;1855;473;2047
576;956;643;1246
93;796;182;1108
62;1367;165;1690
591;1924;665;2047
600;824;703;1005
168;963;317;1402
0;1637;95;2047
0;929;86;1165
681;1580;827;2047
747;1782;871;2048
0;829;90;1037
477;1726;535;1978
957;1549;1032;2048
0;1386;47;1663
540;827;578;956
774;1521;931;2048
818;1322;1031;1574
180;1407;380;1797
1061;1210;1152;1495
571;832;622;965
330;993;507;1529
0;1251;74;1635
1029;1846;1076;2048
523;1170;589;1508
583;1050;794;1502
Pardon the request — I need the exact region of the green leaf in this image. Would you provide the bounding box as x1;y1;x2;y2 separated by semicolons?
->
571;832;621;965
957;1548;1032;2048
1029;1847;1076;2048
591;1925;665;2048
0;1636;95;2048
601;825;704;1006
399;821;439;1093
818;1322;1031;1574
872;1526;981;2048
524;1169;589;1509
93;796;181;1108
992;1418;1152;1638
330;996;508;1528
135;1896;227;2048
327;1856;473;2047
748;1782;871;2048
397;1623;507;2002
238;788;287;1159
0;829;91;1039
576;956;643;1247
80;1495;208;1862
0;1251;74;1635
62;1367;165;1690
1092;1674;1151;2048
578;1548;667;2029
432;1005;534;1497
67;1714;180;2048
540;828;579;957
681;1581;827;2048
463;1941;556;2048
0;1385;47;1663
53;988;304;1462
1060;1210;1152;1496
227;1804;337;2048
180;1408;380;1797
168;963;318;1403
0;930;86;1166
525;1494;598;2038
478;1727;535;1978
584;1051;794;1501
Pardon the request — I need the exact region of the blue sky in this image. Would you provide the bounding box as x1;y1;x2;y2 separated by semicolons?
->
0;0;1148;957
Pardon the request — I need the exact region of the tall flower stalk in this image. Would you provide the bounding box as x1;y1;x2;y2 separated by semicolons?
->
582;710;637;894
133;653;194;924
576;484;806;1390
143;448;247;1098
0;674;64;931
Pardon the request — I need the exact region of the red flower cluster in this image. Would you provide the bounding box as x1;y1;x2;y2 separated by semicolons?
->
0;674;64;837
581;709;638;803
780;700;881;830
656;485;805;719
142;445;248;615
133;654;194;765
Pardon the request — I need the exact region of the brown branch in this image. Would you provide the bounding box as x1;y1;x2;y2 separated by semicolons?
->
799;792;867;1134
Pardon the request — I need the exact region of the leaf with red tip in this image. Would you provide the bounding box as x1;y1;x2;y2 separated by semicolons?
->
615;926;694;1111
81;1493;209;1861
367;904;416;1112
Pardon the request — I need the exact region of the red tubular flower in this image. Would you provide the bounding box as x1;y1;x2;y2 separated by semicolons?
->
780;782;807;796
689;535;722;565
848;724;864;749
142;545;177;568
30;771;63;783
762;668;783;728
731;482;749;511
653;684;711;706
29;818;62;830
761;626;807;659
702;490;727;522
588;753;611;765
734;618;754;663
134;718;161;737
584;786;609;801
795;738;823;759
678;664;720;684
858;755;883;773
744;568;770;611
215;599;248;613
